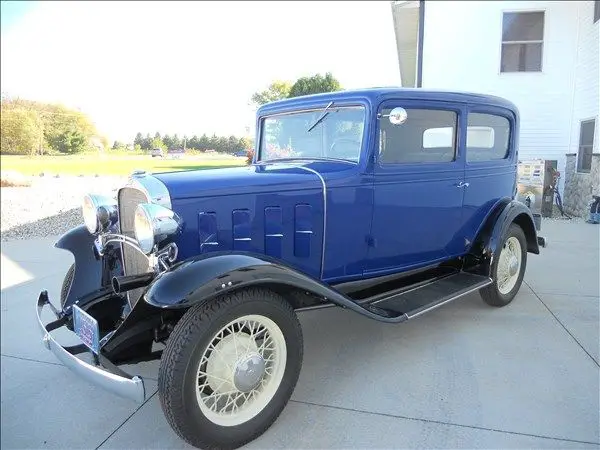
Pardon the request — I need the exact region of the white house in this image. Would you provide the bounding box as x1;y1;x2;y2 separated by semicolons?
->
392;0;599;216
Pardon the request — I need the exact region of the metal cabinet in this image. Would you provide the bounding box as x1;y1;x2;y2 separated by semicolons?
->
516;159;557;223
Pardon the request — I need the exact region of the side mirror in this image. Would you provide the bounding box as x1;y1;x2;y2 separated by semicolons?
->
377;107;408;125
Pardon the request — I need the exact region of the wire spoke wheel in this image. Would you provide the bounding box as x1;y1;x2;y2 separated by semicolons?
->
195;314;287;427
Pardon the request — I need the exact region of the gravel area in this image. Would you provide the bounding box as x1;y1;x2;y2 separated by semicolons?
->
1;176;127;241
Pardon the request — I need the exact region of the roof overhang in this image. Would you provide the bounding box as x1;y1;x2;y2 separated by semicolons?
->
391;0;420;88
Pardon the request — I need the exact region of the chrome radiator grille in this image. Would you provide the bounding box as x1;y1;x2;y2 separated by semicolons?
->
118;187;151;308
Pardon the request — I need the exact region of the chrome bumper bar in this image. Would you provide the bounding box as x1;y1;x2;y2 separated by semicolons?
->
36;290;146;403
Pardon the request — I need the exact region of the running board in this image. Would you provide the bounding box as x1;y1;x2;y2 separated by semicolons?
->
362;272;492;321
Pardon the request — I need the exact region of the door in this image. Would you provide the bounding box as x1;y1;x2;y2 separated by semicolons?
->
366;100;466;276
461;106;516;244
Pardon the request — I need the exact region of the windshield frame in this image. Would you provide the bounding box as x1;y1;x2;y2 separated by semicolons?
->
256;104;368;164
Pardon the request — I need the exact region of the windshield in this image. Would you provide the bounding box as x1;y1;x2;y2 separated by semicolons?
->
258;106;366;162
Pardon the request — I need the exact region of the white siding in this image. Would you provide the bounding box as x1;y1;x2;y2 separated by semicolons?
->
420;1;581;177
569;1;600;163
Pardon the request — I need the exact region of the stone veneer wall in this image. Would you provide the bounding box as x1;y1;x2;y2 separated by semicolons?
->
563;154;600;217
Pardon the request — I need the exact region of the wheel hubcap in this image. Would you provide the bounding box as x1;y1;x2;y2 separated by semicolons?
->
233;353;266;392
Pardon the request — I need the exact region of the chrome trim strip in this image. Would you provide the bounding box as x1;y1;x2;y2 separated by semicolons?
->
36;293;146;403
407;278;493;319
296;166;327;279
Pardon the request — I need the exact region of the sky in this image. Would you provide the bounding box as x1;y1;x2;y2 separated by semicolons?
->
0;1;401;143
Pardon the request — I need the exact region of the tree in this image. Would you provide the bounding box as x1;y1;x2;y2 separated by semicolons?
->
134;132;143;147
140;133;152;150
217;136;228;153
163;134;173;149
226;135;239;154
238;136;253;150
199;134;210;150
288;72;342;98
172;133;181;149
151;136;166;150
0;108;43;155
251;80;292;106
55;129;87;154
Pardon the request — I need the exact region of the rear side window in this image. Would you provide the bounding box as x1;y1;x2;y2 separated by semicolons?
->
467;113;511;162
379;108;457;164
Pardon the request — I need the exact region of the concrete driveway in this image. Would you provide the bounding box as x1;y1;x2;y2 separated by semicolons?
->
1;219;599;449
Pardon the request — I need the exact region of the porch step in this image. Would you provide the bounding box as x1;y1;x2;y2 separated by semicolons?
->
365;272;492;320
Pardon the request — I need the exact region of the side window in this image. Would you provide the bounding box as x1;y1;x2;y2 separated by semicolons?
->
379;108;457;164
466;113;511;162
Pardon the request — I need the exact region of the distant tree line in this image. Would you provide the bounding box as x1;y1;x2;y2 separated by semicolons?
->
111;132;252;154
0;96;104;155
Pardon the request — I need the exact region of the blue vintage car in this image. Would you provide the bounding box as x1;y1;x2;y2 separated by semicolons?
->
37;87;545;449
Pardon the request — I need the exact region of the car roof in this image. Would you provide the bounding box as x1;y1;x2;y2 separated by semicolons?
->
257;87;518;117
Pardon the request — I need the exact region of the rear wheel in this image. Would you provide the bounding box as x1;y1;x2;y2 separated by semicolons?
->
158;287;303;449
480;223;527;307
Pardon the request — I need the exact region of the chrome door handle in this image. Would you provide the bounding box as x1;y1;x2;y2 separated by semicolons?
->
456;182;470;188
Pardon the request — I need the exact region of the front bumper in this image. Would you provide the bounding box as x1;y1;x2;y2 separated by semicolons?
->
36;290;146;403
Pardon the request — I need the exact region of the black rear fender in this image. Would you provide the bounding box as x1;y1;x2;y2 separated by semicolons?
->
486;200;540;255
467;199;539;276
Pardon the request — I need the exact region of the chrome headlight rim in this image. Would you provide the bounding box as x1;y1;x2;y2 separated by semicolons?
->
134;203;181;255
82;194;118;234
134;205;155;254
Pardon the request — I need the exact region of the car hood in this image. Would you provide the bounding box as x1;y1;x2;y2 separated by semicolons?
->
153;161;352;200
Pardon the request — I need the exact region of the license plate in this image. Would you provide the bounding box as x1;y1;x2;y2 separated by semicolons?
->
72;305;100;354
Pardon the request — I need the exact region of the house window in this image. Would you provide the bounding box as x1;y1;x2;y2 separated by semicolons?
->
595;1;599;23
501;11;544;72
379;108;457;164
466;113;511;162
577;119;596;173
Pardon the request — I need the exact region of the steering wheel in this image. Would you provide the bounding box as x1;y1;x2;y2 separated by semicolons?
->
329;138;361;160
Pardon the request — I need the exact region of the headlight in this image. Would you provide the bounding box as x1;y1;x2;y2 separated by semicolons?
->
134;203;181;254
82;194;118;234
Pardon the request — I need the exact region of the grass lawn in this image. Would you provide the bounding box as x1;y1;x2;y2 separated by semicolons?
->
0;154;246;176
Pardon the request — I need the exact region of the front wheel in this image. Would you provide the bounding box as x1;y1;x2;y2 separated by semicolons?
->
480;223;527;307
158;287;303;449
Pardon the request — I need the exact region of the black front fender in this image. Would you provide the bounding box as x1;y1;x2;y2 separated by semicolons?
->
143;252;402;322
55;225;102;310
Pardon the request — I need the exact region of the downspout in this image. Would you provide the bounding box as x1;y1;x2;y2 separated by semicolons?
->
416;0;425;87
566;2;581;178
